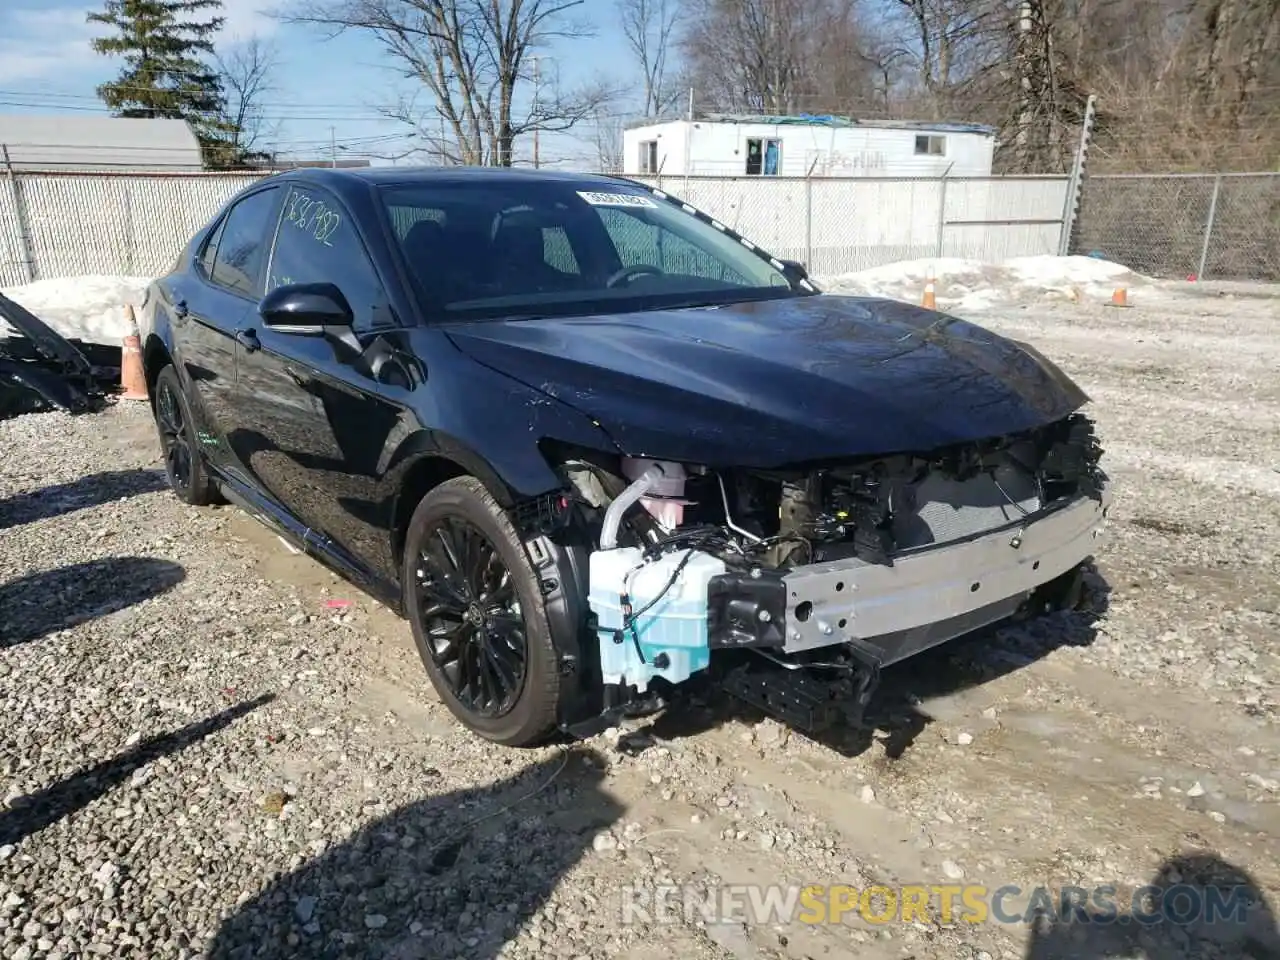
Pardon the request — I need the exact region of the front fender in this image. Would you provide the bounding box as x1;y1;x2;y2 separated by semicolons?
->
394;347;623;503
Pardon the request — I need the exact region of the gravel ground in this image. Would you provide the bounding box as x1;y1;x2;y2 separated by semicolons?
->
2;281;1279;960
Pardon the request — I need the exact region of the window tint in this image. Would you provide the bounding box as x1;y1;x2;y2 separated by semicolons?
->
386;203;446;240
542;225;579;274
267;185;394;330
211;187;279;296
197;216;225;278
596;207;748;284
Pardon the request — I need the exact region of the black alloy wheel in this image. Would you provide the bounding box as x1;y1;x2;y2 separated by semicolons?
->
403;476;562;746
151;365;219;506
156;377;192;489
414;516;528;717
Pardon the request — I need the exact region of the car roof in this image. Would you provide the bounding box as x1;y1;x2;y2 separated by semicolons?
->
275;165;640;190
258;166;650;213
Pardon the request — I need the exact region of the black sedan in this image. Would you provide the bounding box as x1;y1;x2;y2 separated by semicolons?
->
139;167;1109;747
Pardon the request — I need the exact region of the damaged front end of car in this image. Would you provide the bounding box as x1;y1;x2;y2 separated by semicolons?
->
520;412;1110;739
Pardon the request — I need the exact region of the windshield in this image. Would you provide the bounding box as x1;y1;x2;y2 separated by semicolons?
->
379;179;804;321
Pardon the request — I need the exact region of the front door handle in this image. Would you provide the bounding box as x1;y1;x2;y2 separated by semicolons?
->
235;328;261;352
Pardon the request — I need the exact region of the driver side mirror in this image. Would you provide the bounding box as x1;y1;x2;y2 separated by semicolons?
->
259;282;353;334
780;259;809;280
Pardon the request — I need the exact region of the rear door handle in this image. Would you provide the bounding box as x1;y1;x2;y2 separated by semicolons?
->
235;328;261;352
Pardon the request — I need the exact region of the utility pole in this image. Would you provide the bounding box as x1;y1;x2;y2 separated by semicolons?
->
532;56;541;169
1059;93;1096;256
1016;0;1033;166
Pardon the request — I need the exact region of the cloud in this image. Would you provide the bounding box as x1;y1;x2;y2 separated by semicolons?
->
0;7;105;84
219;0;281;43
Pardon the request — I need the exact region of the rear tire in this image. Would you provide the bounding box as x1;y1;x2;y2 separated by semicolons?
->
151;364;219;506
403;476;562;747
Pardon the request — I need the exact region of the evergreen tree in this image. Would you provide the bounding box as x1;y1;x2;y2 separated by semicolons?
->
88;0;235;166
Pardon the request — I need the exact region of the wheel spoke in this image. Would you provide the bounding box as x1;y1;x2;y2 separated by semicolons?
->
417;569;467;610
434;522;464;576
463;631;487;709
479;631;520;695
463;531;491;594
478;564;511;605
474;641;496;710
412;516;530;720
157;385;183;436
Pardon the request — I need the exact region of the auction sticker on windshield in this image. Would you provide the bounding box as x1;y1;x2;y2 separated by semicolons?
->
577;191;656;207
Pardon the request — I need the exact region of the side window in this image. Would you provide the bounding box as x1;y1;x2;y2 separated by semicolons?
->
745;137;781;176
210;187;279;296
595;208;748;284
197;216;225;278
267;185;393;330
914;134;946;156
638;140;658;174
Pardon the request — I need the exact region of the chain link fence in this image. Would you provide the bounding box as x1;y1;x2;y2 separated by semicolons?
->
2;168;1275;288
1071;173;1280;281
0;171;270;287
632;174;1070;276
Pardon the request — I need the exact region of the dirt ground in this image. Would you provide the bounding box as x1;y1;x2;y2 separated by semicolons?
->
1;281;1278;960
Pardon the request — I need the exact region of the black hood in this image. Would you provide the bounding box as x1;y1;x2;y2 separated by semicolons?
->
445;294;1089;467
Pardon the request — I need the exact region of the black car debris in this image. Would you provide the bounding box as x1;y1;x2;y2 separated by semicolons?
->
0;291;118;421
138;167;1110;746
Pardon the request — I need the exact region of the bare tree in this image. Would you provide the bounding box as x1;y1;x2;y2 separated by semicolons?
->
680;0;880;116
588;111;626;170
670;0;1277;171
617;0;682;117
283;0;615;166
215;37;279;166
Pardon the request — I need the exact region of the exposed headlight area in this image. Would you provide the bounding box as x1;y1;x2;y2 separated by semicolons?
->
543;412;1109;735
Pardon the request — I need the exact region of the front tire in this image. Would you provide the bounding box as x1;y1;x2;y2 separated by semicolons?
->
151;364;220;506
403;476;562;747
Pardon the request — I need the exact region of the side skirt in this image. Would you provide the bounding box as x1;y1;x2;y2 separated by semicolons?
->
212;468;404;614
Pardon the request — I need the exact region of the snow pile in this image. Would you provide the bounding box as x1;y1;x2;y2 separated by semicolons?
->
0;275;153;345
819;255;1154;312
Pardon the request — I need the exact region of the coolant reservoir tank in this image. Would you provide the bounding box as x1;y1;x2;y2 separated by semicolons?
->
622;457;687;532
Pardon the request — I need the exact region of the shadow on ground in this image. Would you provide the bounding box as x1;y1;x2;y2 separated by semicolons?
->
1024;851;1280;959
207;747;623;960
632;563;1112;760
0;468;167;530
0;694;274;847
0;556;186;647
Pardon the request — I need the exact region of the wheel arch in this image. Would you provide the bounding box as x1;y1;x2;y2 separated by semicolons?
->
142;334;173;401
388;448;515;575
387;435;605;733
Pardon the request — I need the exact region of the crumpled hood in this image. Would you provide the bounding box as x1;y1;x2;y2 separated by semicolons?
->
444;294;1089;467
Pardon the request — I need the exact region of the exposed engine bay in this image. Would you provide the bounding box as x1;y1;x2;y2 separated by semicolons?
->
529;412;1110;737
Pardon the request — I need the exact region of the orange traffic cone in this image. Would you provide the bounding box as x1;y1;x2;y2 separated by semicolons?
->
1109;287;1130;308
922;279;937;309
120;303;148;400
